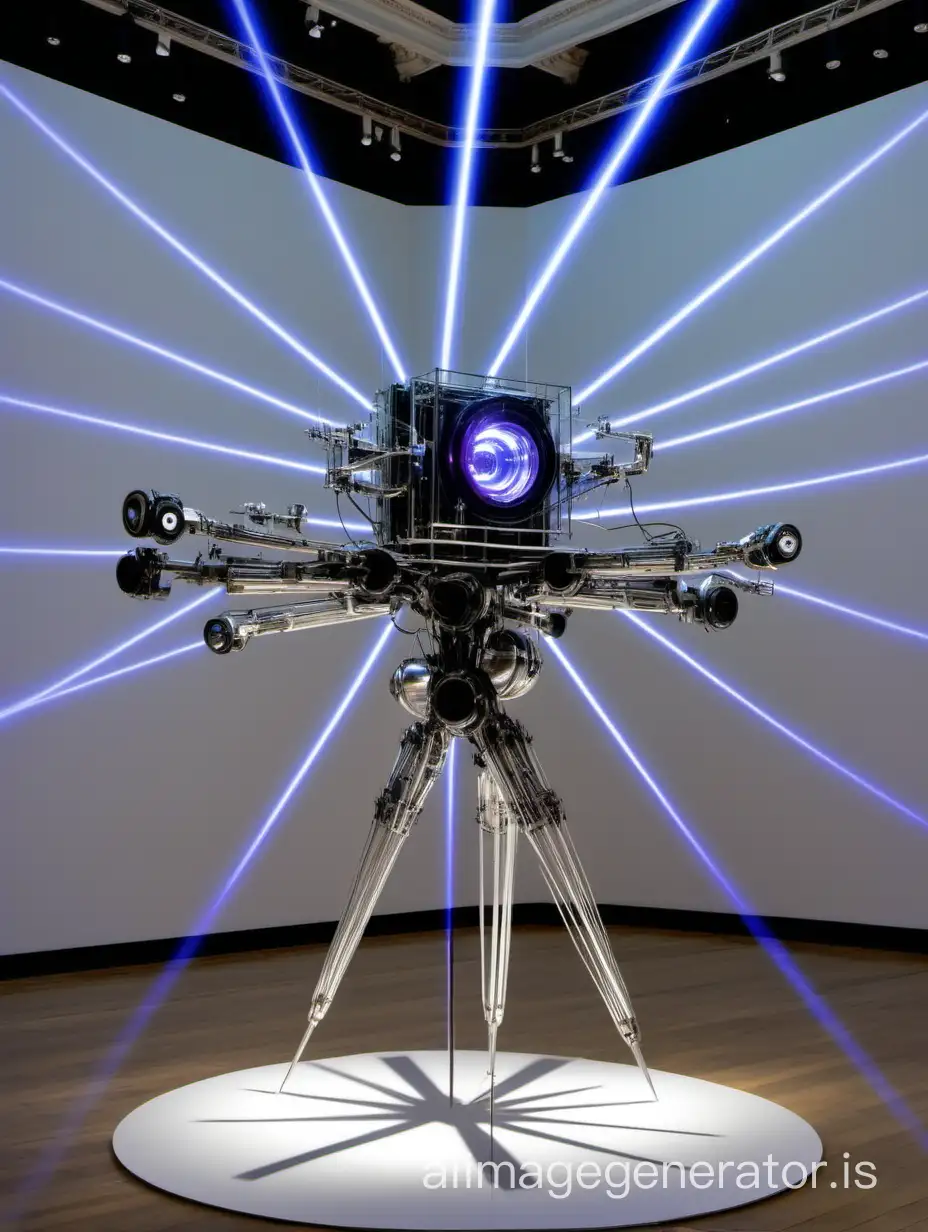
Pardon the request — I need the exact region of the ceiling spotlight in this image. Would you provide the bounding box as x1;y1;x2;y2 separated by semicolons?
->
873;47;889;58
361;115;373;147
826;57;841;69
305;4;323;37
117;52;132;63
389;127;402;162
562;154;574;164
155;32;171;56
552;131;564;159
767;50;786;82
172;92;186;102
47;35;61;46
530;143;541;174
916;23;928;33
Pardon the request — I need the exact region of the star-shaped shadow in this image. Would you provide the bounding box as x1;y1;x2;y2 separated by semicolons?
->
199;1055;721;1187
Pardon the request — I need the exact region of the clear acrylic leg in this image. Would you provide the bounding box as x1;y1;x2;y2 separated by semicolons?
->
477;770;518;1093
473;709;655;1098
280;720;449;1091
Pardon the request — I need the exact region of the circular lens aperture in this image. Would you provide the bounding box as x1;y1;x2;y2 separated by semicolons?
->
459;411;540;508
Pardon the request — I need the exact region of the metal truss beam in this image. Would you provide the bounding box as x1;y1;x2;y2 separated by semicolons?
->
80;0;908;150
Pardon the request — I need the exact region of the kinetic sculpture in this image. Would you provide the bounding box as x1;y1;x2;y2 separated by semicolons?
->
115;369;802;1103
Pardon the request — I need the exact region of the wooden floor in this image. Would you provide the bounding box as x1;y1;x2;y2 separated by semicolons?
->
3;923;928;1231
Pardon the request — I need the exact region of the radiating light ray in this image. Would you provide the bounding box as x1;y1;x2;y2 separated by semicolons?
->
0;276;341;427
575;108;928;408
0;81;370;409
487;0;729;378
0;547;124;558
445;738;457;1064
228;0;406;382
440;0;498;371
11;620;394;1217
622;612;928;833
573;449;928;521
0;392;326;476
548;637;928;1150
12;641;203;720
0;588;217;724
746;577;928;645
572;286;928;444
659;357;928;453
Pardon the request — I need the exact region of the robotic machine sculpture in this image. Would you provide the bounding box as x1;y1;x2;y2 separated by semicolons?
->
116;369;802;1101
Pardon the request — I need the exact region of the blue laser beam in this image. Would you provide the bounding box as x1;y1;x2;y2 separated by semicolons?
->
572;286;928;445
227;0;406;382
0;276;341;427
548;636;928;1149
622;611;928;833
445;738;457;1059
0;392;326;476
0;81;370;409
9;641;204;722
10;619;394;1217
659;357;928;453
575;106;928;407
0;547;124;558
0;588;217;724
439;0;498;371
487;0;729;379
773;582;928;644
573;449;928;521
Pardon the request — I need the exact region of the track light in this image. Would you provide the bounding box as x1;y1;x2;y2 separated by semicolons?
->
767;49;786;82
361;114;372;146
530;143;541;173
389;126;402;162
551;131;574;164
305;4;323;37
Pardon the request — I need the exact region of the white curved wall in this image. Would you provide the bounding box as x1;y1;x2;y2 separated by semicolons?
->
1;60;926;954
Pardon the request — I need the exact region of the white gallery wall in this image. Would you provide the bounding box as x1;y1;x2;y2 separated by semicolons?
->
1;59;926;954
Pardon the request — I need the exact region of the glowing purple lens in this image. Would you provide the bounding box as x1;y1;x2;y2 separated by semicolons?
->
459;410;540;506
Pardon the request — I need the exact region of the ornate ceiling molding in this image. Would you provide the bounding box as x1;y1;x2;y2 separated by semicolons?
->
307;0;684;78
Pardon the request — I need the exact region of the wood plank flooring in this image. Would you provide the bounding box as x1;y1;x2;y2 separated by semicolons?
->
2;923;928;1231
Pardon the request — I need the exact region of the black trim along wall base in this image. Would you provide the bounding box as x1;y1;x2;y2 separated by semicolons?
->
3;903;927;981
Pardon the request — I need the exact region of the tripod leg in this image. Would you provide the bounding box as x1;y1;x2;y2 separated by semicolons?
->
279;720;448;1092
477;770;518;1102
473;711;656;1099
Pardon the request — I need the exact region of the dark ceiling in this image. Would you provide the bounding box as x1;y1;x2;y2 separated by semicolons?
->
2;0;927;205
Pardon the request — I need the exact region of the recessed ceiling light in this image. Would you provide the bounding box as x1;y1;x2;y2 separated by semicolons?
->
826;57;841;69
117;52;132;63
873;47;889;58
47;35;61;46
915;22;927;32
172;92;186;102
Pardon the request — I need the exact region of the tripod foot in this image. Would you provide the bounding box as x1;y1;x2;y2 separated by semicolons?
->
631;1040;658;1101
278;1021;315;1094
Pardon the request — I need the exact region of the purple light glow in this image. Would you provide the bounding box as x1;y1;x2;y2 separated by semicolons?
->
460;410;541;506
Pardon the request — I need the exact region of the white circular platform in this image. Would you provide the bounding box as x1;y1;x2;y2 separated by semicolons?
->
113;1050;822;1228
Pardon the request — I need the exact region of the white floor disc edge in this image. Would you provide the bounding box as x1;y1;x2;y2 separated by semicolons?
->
113;1050;823;1229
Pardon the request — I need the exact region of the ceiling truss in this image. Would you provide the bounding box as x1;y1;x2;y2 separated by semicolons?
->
82;0;909;149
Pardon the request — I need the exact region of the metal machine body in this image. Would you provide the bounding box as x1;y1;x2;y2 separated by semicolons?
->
115;368;803;1106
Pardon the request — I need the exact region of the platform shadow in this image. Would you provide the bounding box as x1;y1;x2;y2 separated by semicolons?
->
198;1055;720;1185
